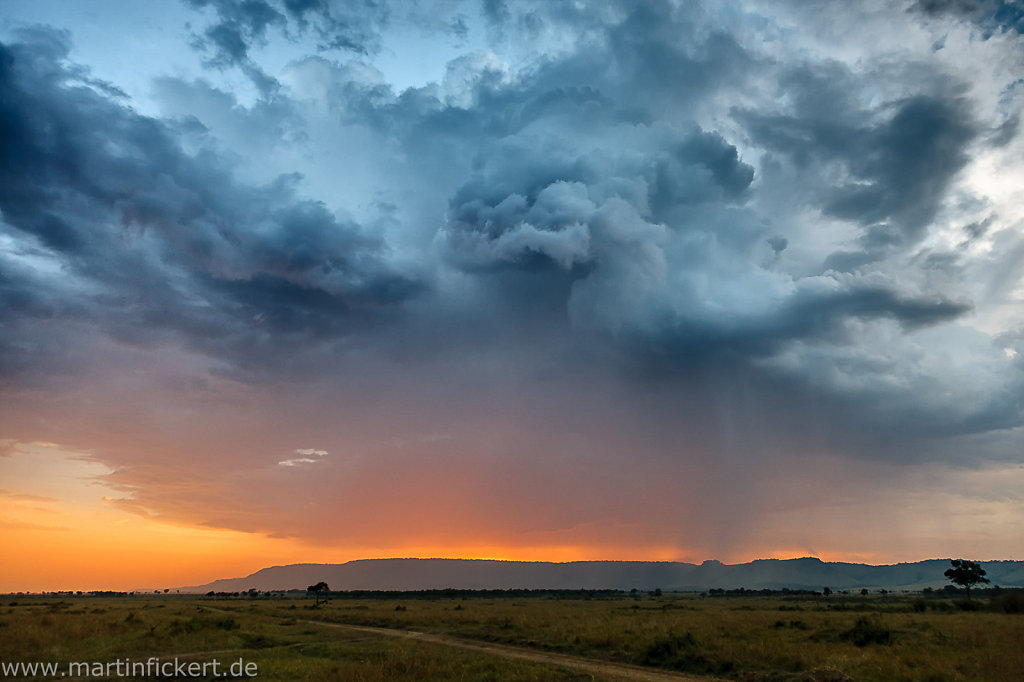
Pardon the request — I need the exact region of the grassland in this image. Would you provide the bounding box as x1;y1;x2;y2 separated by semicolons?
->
1;592;1021;681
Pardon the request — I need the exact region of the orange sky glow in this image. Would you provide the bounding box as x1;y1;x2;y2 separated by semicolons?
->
3;442;1021;592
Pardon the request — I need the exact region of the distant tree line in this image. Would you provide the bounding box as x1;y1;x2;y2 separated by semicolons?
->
298;587;631;600
706;587;838;597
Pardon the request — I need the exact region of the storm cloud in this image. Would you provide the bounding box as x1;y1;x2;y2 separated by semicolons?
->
1;0;1022;565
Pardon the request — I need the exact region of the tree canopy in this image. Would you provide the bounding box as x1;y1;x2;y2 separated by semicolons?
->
943;559;989;600
307;581;330;606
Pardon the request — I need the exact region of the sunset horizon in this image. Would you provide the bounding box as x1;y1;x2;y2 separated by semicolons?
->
9;549;1020;595
4;433;1022;592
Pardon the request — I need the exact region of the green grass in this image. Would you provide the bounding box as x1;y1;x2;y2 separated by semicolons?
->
0;598;593;680
2;593;1022;681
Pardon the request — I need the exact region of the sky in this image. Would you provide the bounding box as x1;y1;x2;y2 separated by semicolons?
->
1;0;1023;592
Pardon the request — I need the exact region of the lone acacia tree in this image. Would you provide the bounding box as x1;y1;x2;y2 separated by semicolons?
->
944;559;989;600
307;581;330;606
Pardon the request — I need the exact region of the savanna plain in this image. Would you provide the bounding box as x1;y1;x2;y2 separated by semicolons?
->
2;591;1022;681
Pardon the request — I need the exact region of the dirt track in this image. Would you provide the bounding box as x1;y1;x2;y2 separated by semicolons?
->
299;617;723;681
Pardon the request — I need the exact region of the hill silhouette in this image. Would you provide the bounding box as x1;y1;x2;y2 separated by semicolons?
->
179;557;1024;593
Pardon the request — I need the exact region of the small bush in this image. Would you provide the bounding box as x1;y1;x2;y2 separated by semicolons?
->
842;616;892;647
990;591;1024;614
239;632;276;648
167;615;240;635
643;631;698;665
641;630;735;674
954;599;983;611
214;616;240;630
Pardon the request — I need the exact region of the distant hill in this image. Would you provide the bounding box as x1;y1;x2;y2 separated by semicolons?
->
179;557;1024;593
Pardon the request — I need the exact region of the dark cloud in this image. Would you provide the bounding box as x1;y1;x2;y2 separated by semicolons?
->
184;0;287;94
0;28;419;381
602;278;974;381
280;0;390;52
189;0;284;63
766;236;788;254
649;129;755;219
913;0;992;17
825;96;976;233
183;0;392;95
481;0;509;26
186;0;389;61
911;0;1024;34
739;66;978;243
991;113;1019;147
